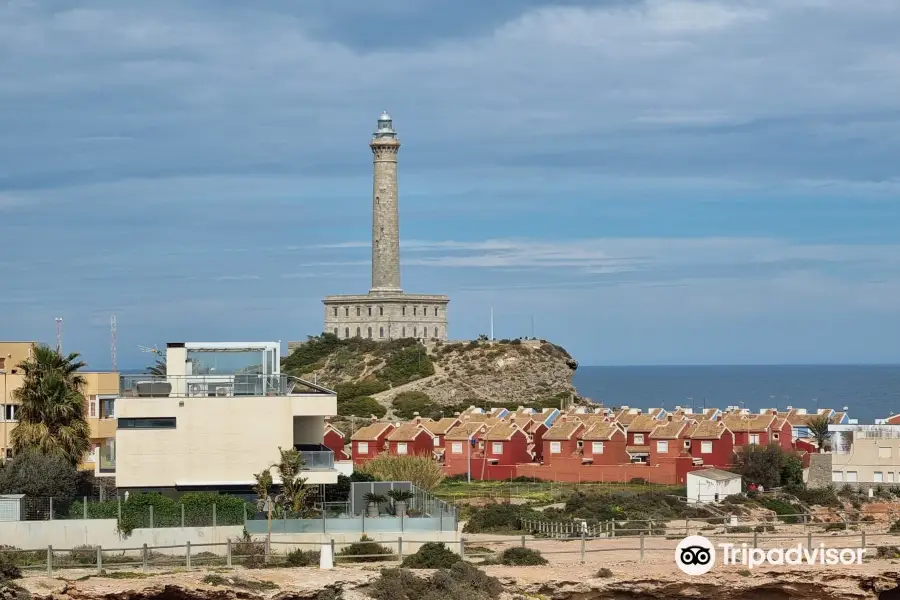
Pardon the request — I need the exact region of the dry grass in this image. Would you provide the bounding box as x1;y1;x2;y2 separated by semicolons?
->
356;455;445;491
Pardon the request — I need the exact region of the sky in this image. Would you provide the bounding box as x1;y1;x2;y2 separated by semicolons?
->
1;0;899;369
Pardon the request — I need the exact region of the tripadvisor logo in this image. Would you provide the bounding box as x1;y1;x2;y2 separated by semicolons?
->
675;535;867;574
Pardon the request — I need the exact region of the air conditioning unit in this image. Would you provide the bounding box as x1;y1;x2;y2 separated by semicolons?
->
215;386;232;397
188;383;206;397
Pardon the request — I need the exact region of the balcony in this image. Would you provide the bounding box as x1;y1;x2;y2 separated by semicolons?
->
295;444;336;470
119;374;333;398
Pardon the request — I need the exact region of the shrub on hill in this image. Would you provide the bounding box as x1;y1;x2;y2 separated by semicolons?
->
462;502;539;533
336;535;393;563
496;547;546;565
368;562;501;600
334;380;390;401
392;391;438;420
380;345;434;385
338;396;387;418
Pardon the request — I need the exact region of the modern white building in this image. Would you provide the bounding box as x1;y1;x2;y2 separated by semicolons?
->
686;468;742;503
111;342;339;494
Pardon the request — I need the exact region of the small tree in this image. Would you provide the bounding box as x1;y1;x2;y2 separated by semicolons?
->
734;444;799;490
252;469;272;509
807;415;831;451
271;447;314;517
0;450;80;517
356;455;445;491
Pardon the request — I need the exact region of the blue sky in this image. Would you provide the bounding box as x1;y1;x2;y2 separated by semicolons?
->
1;0;899;368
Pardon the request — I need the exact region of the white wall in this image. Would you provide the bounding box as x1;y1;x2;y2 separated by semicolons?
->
686;475;741;503
0;519;458;556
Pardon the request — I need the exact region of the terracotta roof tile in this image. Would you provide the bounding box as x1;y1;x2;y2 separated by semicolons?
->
650;420;690;439
351;422;395;441
483;423;525;441
723;413;775;432
387;423;433;442
626;445;651;454
582;422;622;441
421;417;460;435
445;422;488;441
543;421;585;441
627;414;663;433
689;420;729;440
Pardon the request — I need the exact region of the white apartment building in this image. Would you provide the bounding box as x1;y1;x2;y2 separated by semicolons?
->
110;342;338;493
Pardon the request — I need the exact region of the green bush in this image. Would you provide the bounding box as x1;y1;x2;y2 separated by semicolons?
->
497;547;547;565
112;492;251;536
336;535;393;563
368;562;501;600
286;549;320;567
380;345;434;385
596;567;613;578
888;520;900;534
401;542;460;569
824;522;847;532
334;380;390;402
338;396;387;418
758;498;800;524
392;391;437;420
462;503;538;534
0;553;22;581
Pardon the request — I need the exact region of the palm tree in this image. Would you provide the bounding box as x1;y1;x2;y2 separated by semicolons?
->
146;358;166;376
807;415;831;451
18;344;87;388
10;366;91;465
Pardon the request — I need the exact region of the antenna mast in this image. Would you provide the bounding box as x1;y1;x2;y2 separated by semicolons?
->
110;315;118;372
55;317;63;353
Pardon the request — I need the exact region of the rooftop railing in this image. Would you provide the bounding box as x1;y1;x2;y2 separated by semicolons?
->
118;374;333;398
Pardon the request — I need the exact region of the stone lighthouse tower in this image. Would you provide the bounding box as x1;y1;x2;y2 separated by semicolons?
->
321;112;450;342
370;111;402;294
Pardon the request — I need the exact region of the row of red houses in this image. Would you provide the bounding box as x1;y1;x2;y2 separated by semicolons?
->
322;404;843;484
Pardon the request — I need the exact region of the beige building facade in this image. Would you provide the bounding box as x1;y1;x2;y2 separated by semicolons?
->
321;112;449;341
113;342;339;492
1;341;118;470
829;424;900;487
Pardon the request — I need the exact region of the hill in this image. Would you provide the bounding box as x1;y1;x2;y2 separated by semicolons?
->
281;334;583;419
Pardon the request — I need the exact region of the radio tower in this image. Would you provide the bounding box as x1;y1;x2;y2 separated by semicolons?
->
110;315;118;372
55;317;63;353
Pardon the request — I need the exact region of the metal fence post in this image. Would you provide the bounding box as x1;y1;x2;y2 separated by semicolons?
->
398;537;403;562
640;532;645;563
807;531;813;549
186;541;191;568
83;496;88;520
97;545;103;574
460;537;466;559
862;531;867;549
142;543;148;573
212;503;217;528
753;531;758;548
47;545;52;577
243;503;248;523
149;505;154;529
49;498;54;520
181;503;185;528
118;495;122;521
226;539;232;567
330;538;336;562
521;535;526;548
580;532;585;564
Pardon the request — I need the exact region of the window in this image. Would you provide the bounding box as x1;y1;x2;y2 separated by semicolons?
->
846;471;858;483
345;307;349;317
413;327;417;337
889;472;896;483
656;440;669;453
701;441;713;454
118;417;176;429
101;397;115;418
0;358;4;369
773;432;780;440
87;443;98;462
424;328;429;338
433;437;441;447
89;400;97;418
492;442;503;454
333;307;338;317
592;441;604;454
397;442;408;455
368;307;372;316
402;306;406;316
683;439;691;448
402;327;406;337
333;328;338;336
345;327;350;338
379;306;384;316
634;434;644;445
356;327;361;337
452;442;463;454
879;447;892;459
749;433;760;445
424;307;428;316
550;441;562;454
875;472;884;483
358;442;369;454
379;327;384;338
2;405;18;422
832;471;844;482
367;327;373;339
413;307;417;316
356;307;361;316
4;448;12;460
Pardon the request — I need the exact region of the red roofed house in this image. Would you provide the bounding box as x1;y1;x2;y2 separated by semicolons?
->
481;423;530;479
688;419;735;469
649;416;693;464
443;422;490;477
420;416;460;458
350;420;395;466
723;412;777;448
624;414;662;463
542;417;586;466
581;422;628;465
386;423;435;458
324;422;350;461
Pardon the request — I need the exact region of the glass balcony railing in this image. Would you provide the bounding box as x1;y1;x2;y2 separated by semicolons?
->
295;444;335;470
119;374;333;398
98;441;116;473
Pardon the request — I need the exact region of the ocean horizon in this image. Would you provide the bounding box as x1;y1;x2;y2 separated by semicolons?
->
573;364;900;425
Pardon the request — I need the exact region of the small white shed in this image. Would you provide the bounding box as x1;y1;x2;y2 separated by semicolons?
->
686;469;742;504
0;494;25;522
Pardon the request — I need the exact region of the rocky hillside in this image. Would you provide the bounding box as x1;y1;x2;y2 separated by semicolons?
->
282;334;582;417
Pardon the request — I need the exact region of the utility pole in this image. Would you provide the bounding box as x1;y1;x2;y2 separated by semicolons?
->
55;317;63;353
110;315;118;372
490;307;494;341
531;315;535;339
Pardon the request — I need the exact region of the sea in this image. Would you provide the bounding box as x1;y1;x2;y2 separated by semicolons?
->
573;365;900;425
